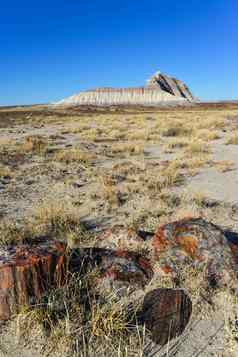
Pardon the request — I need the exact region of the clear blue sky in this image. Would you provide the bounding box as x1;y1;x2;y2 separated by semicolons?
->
1;0;237;105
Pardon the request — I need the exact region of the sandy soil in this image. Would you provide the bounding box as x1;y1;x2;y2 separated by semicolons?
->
0;104;238;356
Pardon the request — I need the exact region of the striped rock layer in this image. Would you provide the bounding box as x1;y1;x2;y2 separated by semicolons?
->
57;71;195;106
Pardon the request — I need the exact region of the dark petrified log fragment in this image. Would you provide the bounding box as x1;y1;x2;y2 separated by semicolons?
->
0;239;66;320
69;248;153;296
140;288;192;346
224;230;238;264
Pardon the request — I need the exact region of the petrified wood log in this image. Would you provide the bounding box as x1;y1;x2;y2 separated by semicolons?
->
152;218;237;288
0;239;66;320
140;288;192;346
69;248;153;296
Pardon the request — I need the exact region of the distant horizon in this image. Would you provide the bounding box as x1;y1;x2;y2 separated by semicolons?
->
2;98;238;108
1;1;237;105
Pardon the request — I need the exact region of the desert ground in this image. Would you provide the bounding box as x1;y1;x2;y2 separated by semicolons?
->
0;103;238;356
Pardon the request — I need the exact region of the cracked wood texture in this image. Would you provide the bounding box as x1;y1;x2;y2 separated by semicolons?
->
0;239;66;320
141;288;192;346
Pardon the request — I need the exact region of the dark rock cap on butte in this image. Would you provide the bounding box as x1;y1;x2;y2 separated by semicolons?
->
146;71;195;101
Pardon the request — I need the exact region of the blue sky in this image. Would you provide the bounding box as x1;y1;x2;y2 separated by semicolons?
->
1;0;237;105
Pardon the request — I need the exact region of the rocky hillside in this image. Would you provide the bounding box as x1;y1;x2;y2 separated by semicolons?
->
57;71;196;106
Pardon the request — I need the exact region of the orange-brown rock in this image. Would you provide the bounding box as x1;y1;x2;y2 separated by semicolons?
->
0;239;66;320
140;288;192;345
152;218;238;289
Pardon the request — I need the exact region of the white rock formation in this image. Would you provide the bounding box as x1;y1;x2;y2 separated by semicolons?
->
56;71;195;106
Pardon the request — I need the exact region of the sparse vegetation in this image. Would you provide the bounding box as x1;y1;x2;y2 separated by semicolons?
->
54;148;96;164
16;271;144;356
0;164;12;178
194;129;220;141
185;140;211;155
226;132;238;145
0;104;238;356
215;160;235;172
22;135;48;154
111;142;145;155
163;137;189;152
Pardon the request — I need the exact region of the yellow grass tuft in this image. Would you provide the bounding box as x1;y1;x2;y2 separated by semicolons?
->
194;129;220;141
22;135;48;154
0;164;12;178
185;140;211;155
111;142;145;155
54;148;96;164
226;132;238;145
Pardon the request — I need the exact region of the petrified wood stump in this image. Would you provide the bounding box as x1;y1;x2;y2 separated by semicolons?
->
0;239;66;320
140;288;192;346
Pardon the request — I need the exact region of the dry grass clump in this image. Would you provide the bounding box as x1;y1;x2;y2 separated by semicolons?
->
22;135;48;154
226;132;238;145
34;200;92;245
111;142;145;155
163;137;190;152
54;148;96;164
64;124;92;134
16;271;144;356
194;129;220;141
106;129;127;141
160;119;192;138
112;161;145;176
195;116;226;130
127;129;150;141
98;174;130;207
215;160;235;173
35;200;79;230
99;179;120;206
0;200;91;246
213;292;238;353
161;126;190;138
144;164;184;193
0;220;38;246
0;164;12;178
80;128;102;141
185;140;211;155
169;155;209;171
189;191;213;208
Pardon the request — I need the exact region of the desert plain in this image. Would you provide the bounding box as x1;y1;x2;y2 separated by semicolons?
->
0;102;238;356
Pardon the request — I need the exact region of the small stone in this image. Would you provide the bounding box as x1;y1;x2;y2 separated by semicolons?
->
25;179;35;185
72;181;84;188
